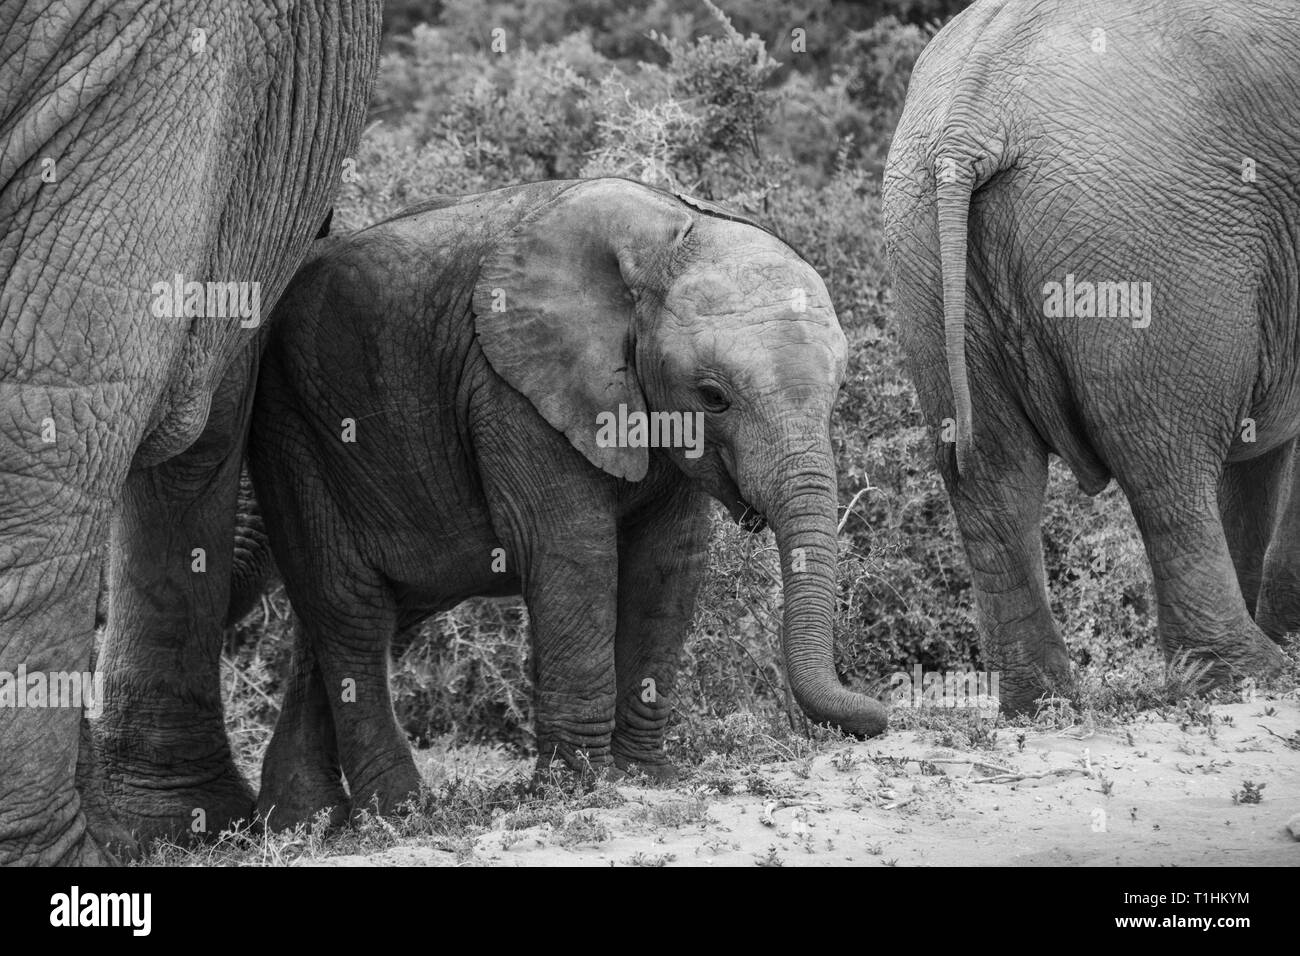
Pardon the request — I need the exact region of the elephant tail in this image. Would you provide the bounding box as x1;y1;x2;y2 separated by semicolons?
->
922;0;1027;479
227;463;276;628
935;172;975;476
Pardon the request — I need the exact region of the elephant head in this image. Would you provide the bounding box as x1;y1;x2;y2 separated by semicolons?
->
472;178;886;737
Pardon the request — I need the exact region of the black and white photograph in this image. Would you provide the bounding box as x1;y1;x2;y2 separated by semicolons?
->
0;0;1294;905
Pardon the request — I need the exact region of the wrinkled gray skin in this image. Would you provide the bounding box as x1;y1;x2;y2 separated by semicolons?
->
249;179;887;826
1225;439;1300;642
884;0;1298;713
0;0;380;864
94;470;270;633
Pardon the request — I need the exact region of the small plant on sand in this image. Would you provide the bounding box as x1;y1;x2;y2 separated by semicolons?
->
754;845;784;867
1231;781;1265;805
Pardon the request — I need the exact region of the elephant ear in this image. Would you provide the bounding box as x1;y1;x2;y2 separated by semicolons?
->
473;179;694;482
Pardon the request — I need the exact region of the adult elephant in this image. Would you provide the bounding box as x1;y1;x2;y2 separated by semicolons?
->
883;0;1297;713
0;0;381;864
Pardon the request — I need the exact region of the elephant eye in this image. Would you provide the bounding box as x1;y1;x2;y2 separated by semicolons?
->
698;383;731;412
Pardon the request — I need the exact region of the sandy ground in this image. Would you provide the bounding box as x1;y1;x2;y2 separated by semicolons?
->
309;695;1300;867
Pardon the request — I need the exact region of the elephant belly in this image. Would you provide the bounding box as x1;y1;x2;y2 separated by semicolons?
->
379;515;522;617
396;566;523;620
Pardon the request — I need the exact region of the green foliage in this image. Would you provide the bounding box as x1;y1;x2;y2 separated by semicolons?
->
653;2;780;188
841;16;931;172
391;601;534;749
380;1;974;69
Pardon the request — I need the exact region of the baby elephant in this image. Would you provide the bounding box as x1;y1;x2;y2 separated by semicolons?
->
250;178;885;826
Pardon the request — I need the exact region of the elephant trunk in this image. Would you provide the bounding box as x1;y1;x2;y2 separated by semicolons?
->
756;445;888;738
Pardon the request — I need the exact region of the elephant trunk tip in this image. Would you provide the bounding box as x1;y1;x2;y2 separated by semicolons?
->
798;688;889;740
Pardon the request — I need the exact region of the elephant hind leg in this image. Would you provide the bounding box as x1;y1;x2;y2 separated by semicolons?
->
1124;472;1286;688
95;362;257;846
0;470;118;864
76;715;141;861
249;414;419;822
257;628;348;831
944;426;1067;715
297;588;422;822
1218;440;1293;619
1256;442;1300;643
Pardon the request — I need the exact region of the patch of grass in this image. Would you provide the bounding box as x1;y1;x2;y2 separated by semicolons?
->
391;600;533;749
741;771;798;800
753;845;784;867
134;811;332;868
1231;781;1266;805
628;796;711;829
689;753;742;795
554;811;611;847
888;705;1000;750
667;712;840;766
135;764;626;866
221;586;294;779
625;852;677;867
830;749;860;772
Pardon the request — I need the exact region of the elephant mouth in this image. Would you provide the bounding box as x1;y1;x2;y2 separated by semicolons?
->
735;504;768;533
718;477;767;533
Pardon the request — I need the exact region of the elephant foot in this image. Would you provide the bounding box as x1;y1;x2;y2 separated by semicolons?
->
4;809;121;867
996;684;1051;718
81;800;139;862
53;821;121;866
1182;630;1289;690
613;753;679;785
990;664;1072;717
92;684;256;844
102;766;256;846
348;762;423;821
1254;611;1297;646
976;629;1073;718
0;727;130;865
257;773;348;832
75;720;141;860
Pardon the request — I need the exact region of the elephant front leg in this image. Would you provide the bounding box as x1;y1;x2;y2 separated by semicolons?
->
611;487;711;782
521;542;621;777
95;370;256;845
946;435;1068;715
